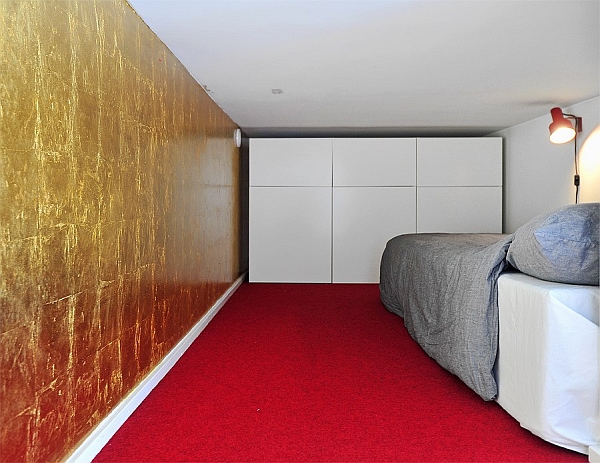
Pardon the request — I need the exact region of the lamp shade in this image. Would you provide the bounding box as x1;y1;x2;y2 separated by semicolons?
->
549;107;576;144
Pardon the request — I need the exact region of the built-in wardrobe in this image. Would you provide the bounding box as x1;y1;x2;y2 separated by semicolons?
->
249;137;502;283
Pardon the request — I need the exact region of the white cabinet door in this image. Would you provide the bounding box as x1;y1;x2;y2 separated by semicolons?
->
417;138;502;186
249;187;332;283
416;137;502;233
333;187;416;283
249;138;333;283
417;186;502;233
250;138;332;186
333;138;416;186
332;138;417;283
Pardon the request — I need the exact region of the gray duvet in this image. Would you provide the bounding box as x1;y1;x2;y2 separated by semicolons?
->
379;233;514;400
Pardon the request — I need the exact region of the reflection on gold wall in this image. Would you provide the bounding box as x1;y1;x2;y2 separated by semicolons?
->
0;1;240;461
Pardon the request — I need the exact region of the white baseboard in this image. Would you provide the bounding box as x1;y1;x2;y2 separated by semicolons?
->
65;274;246;463
589;445;600;462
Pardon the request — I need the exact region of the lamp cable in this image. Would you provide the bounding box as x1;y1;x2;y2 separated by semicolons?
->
561;112;581;204
573;118;580;204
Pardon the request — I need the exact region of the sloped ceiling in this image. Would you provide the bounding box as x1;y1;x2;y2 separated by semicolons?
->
127;0;600;137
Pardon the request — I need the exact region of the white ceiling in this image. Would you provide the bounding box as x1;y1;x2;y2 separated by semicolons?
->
127;0;600;138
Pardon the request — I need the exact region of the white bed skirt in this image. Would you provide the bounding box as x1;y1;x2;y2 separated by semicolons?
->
495;272;599;455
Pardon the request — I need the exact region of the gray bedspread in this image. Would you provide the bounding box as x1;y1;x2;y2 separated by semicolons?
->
379;233;514;400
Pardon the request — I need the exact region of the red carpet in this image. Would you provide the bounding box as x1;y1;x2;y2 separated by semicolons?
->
94;283;586;462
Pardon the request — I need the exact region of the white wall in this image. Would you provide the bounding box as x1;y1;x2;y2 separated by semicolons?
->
495;97;600;232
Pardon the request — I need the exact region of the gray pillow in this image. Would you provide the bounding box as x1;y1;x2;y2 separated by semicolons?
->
507;203;599;285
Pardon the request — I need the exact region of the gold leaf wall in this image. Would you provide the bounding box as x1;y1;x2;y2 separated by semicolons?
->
0;1;240;461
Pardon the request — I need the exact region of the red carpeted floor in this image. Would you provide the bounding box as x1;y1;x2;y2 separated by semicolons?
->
94;283;586;462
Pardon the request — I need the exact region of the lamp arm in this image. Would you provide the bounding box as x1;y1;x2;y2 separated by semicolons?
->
562;113;583;132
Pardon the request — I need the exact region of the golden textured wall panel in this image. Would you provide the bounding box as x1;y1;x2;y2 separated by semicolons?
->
0;1;240;461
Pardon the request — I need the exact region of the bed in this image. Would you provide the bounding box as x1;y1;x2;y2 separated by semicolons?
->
379;202;599;455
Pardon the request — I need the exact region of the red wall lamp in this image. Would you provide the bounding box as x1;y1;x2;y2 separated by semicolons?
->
549;107;583;203
549;107;582;144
